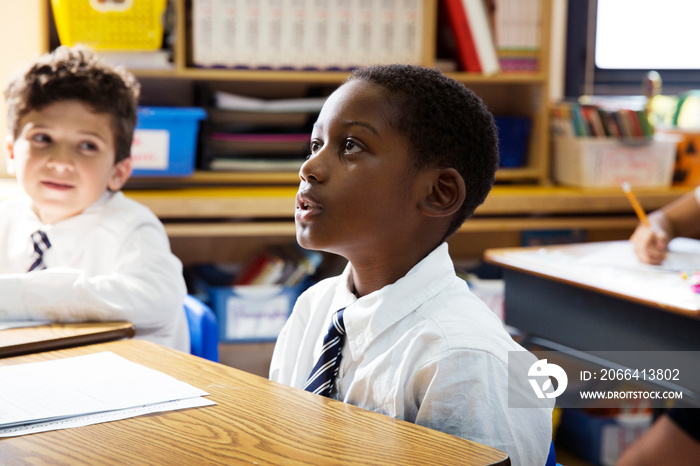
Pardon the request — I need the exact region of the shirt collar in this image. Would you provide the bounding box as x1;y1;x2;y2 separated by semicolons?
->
28;191;115;245
339;242;456;360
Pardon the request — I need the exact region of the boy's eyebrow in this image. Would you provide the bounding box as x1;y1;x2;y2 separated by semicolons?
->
26;124;109;143
312;120;380;136
341;120;379;136
77;130;109;142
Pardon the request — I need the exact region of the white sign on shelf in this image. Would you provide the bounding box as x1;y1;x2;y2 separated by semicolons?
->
131;129;170;170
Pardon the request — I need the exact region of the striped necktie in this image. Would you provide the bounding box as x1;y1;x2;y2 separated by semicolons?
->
28;230;51;272
304;308;346;397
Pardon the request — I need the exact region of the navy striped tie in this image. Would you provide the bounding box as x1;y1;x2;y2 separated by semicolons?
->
28;230;51;272
304;308;346;397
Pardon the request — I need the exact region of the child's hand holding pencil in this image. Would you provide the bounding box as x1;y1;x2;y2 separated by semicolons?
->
624;182;671;265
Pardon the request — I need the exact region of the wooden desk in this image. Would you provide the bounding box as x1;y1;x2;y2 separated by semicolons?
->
0;339;510;465
485;241;700;400
0;321;135;358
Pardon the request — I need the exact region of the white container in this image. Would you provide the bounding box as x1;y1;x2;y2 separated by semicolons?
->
552;136;679;188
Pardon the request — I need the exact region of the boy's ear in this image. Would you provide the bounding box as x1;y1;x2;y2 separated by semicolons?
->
107;157;133;191
5;136;16;175
418;168;466;218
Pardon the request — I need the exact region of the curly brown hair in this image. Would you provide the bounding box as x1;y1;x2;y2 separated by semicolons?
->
348;64;499;240
3;45;140;163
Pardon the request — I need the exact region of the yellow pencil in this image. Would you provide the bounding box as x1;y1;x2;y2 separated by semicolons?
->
621;181;650;228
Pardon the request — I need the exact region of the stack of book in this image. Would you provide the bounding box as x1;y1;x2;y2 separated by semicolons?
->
200;91;324;171
189;244;323;288
192;0;426;70
550;99;655;139
233;244;323;286
493;0;541;72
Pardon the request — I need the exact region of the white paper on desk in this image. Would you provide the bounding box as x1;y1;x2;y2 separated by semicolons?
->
0;396;215;438
0;319;53;330
516;240;700;311
0;352;211;429
574;239;700;273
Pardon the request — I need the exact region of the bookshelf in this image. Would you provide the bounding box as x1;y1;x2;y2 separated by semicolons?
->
108;0;553;185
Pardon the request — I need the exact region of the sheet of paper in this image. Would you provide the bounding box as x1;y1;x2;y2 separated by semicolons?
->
503;240;700;311
0;397;215;438
574;238;700;273
0;352;210;428
0;319;53;330
214;91;326;113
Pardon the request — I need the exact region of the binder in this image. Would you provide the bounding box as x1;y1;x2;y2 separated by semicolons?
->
460;0;499;75
441;0;500;74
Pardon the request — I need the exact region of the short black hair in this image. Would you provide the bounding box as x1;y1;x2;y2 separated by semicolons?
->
4;45;140;164
348;64;498;239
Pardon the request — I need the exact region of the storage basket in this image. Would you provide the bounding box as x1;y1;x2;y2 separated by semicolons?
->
50;0;167;51
552;136;679;188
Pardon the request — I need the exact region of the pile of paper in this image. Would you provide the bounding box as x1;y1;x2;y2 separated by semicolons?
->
0;352;214;437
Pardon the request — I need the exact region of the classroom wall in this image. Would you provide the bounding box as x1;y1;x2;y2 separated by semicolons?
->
0;1;48;177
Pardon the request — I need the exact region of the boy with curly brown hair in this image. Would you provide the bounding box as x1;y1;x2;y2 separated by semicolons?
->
0;46;189;352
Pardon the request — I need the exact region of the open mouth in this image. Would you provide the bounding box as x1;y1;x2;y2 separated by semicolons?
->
42;180;73;190
296;193;323;218
299;200;314;211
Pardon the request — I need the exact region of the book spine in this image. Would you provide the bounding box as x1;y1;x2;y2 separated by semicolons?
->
399;0;423;65
373;0;397;66
463;0;500;75
328;0;353;69
442;0;481;71
308;0;330;69
260;0;284;69
192;0;215;67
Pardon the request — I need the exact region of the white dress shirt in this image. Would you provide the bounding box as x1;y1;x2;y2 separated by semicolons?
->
270;243;552;466
0;191;189;352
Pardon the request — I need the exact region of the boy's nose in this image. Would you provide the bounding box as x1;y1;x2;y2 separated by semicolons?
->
299;150;328;183
46;146;75;171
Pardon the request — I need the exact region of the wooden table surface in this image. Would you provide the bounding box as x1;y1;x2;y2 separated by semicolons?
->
0;321;135;358
0;339;510;466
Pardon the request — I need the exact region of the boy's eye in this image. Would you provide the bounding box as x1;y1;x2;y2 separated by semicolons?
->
309;140;322;153
30;134;51;144
342;139;362;155
78;141;99;152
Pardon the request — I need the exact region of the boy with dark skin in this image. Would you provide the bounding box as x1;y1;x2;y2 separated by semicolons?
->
271;65;552;465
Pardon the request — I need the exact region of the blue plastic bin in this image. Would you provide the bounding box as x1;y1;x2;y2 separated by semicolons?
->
495;116;531;168
131;107;206;176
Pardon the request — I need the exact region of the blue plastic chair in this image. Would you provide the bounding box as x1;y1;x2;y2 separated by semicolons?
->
183;295;219;362
546;440;557;466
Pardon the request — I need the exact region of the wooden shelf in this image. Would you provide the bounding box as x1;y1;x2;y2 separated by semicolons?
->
163;216;641;241
3;178;689;225
125;171;301;189
120;182;693;220
125;167;547;188
131;68;549;85
445;72;548;85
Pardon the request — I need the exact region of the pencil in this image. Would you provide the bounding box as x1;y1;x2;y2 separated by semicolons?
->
621;181;650;227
